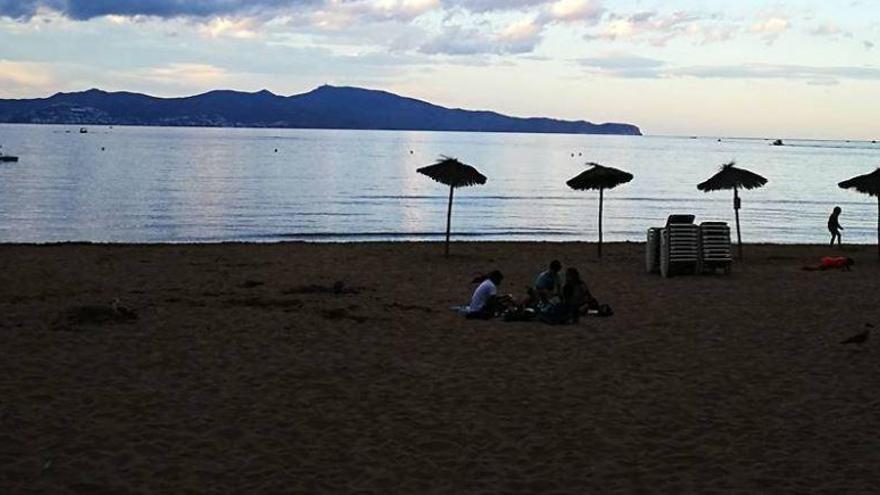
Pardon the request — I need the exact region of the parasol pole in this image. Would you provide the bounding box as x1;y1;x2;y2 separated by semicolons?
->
733;186;743;260
877;195;879;262
445;185;454;257
598;187;604;258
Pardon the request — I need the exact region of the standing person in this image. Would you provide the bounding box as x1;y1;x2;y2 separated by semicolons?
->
466;270;505;320
828;206;843;247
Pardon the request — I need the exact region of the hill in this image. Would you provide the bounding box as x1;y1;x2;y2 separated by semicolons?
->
0;85;642;135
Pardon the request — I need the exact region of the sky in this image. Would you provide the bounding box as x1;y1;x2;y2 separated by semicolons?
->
0;0;878;139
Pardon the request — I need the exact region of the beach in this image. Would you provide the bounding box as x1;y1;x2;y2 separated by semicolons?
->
1;241;878;493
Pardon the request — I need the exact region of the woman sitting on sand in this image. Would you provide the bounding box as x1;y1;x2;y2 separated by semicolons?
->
802;256;855;272
466;271;511;320
561;268;599;320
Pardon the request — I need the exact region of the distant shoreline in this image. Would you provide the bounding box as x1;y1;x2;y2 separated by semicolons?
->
7;122;880;143
0;121;645;137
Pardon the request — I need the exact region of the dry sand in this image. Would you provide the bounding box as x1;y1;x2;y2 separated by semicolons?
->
1;242;878;493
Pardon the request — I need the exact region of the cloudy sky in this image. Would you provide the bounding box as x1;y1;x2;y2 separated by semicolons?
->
1;0;878;138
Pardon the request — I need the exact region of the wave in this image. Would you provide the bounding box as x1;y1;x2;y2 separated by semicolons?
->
244;229;580;240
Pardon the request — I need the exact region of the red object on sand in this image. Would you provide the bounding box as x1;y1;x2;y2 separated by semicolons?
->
821;256;848;269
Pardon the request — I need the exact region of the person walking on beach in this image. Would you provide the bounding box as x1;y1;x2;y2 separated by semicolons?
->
828;206;844;247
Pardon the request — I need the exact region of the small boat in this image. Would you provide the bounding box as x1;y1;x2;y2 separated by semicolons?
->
0;154;19;163
771;139;784;146
80;127;88;134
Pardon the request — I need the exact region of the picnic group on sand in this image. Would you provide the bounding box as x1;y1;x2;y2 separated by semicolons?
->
459;206;857;323
462;260;611;325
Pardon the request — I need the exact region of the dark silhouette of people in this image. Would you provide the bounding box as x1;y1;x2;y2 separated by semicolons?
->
531;260;563;304
828;206;843;247
561;267;598;322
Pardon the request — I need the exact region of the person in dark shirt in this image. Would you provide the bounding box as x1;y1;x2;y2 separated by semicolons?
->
828;206;843;247
532;260;563;304
561;267;598;322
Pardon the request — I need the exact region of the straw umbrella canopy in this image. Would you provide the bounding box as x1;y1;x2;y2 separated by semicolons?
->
838;167;880;261
697;161;767;259
417;156;487;257
566;162;634;258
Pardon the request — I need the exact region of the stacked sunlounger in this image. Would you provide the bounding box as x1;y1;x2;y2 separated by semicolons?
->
698;222;732;274
648;215;733;277
646;227;662;274
659;215;700;277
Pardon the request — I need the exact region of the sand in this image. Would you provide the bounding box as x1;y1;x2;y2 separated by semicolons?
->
1;242;878;493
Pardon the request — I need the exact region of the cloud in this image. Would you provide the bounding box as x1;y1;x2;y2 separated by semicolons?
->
575;55;880;86
0;0;318;21
305;0;440;30
544;0;603;24
0;59;57;95
444;0;554;14
0;0;556;21
808;22;846;37
131;62;233;85
578;53;664;77
749;16;789;42
198;17;260;38
497;18;542;50
418;19;543;55
588;10;727;46
672;63;880;85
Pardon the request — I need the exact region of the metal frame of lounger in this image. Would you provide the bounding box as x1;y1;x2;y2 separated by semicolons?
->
660;224;700;278
699;222;732;274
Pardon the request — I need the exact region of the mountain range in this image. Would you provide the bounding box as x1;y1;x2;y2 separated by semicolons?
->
0;85;641;136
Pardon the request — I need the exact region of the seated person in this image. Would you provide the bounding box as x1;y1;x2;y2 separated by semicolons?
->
531;260;563;304
802;256;855;271
466;270;508;320
561;267;599;322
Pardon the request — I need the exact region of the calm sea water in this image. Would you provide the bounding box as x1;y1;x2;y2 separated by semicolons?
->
0;124;878;244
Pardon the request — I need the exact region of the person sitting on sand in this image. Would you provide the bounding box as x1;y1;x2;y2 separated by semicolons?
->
561;267;599;322
802;256;855;272
532;260;563;304
828;206;844;247
466;270;508;320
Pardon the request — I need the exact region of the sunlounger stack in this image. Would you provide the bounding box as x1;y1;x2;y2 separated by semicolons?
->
646;227;662;273
698;222;732;274
660;215;699;278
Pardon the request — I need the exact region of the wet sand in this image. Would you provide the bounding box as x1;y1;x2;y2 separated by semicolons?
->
1;242;878;493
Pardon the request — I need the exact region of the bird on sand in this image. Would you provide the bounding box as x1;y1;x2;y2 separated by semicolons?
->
840;323;872;345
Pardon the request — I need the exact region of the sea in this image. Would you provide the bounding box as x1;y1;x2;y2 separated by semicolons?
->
0;124;878;244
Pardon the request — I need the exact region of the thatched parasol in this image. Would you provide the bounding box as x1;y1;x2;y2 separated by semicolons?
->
417;156;487;257
697;161;767;259
566;163;634;258
838;167;880;261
